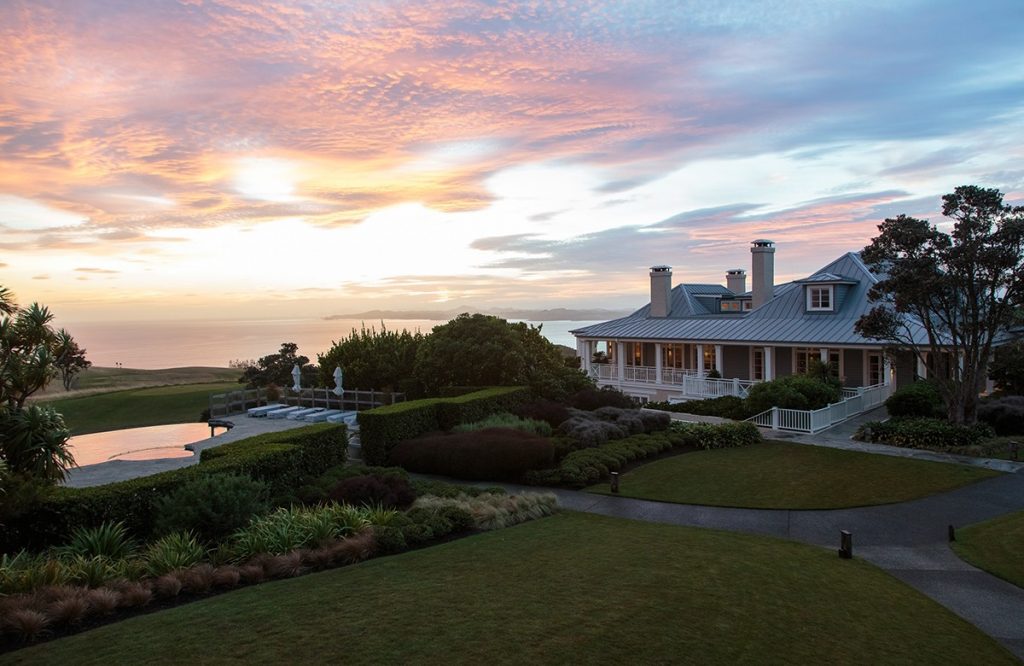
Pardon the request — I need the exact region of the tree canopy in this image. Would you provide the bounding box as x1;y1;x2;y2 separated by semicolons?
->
855;186;1024;424
317;325;424;396
238;342;317;389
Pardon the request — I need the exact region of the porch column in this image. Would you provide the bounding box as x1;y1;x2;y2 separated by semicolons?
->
616;342;625;386
916;355;927;380
576;339;587;373
655;342;663;385
764;346;774;380
696;344;705;375
583;340;593;374
715;345;723;373
883;355;892;386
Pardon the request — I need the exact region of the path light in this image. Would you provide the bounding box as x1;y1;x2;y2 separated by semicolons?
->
838;530;852;559
948;525;956;542
610;472;620;494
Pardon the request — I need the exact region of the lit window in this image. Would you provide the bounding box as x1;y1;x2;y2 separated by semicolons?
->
721;301;741;312
807;286;833;311
742;301;752;311
752;349;764;381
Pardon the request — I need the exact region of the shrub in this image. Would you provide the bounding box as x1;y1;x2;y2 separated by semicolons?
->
647;395;755;420
558;407;670;448
411;478;505;499
357;387;530;465
885;381;945;419
60;521;136;560
513;399;571;429
746;375;841;414
854;418;995;449
412;492;558;531
5;608;51;642
65;555;119;589
153;474;269;544
84;587;120;615
48;594;88;626
566;386;634;411
977;395;1024;436
328;474;416;509
390;428;555;480
453;412;553;437
229;504;373;560
144;532;207;577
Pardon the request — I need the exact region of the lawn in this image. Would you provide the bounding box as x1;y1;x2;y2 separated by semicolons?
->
7;512;1013;665
952;510;1024;589
587;441;999;509
45;382;239;435
33;366;239;399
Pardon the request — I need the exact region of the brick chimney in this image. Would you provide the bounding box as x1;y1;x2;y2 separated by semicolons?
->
649;265;672;317
726;268;746;295
750;239;775;308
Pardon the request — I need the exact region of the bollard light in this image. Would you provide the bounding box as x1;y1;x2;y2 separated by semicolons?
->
610;471;620;494
948;525;956;542
838;530;853;559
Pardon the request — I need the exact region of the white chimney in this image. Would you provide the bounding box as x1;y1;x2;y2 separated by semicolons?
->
750;239;775;308
649;265;672;317
726;268;746;295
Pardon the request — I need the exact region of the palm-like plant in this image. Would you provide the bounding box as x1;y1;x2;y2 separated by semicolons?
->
0;405;75;482
61;521;136;560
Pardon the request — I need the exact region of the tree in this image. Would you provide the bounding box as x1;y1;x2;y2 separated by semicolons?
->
238;342;316;388
990;338;1024;395
317;324;424;396
54;329;92;390
855;186;1024;424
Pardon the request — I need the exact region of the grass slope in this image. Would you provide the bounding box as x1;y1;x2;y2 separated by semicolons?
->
7;513;1015;665
46;382;239;435
587;441;999;509
952;510;1024;589
34;366;239;399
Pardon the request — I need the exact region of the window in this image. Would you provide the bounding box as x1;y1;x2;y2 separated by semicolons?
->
795;348;840;376
807;286;834;311
703;346;716;372
720;301;741;312
742;300;753;311
751;349;764;381
868;353;883;386
663;343;685;369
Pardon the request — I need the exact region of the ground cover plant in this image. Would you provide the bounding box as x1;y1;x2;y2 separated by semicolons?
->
6;513;1015;664
950;510;1024;589
586;440;999;509
390;428;554;480
43;382;238;435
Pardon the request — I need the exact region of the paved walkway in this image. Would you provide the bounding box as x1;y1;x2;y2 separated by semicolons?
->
64;416;310;488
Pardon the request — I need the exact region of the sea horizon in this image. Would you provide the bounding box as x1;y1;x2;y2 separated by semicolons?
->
57;317;596;370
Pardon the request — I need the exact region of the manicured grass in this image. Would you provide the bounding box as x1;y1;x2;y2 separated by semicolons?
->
46;382;239;435
33;366;239;399
8;513;1014;664
587;441;999;509
952;510;1024;589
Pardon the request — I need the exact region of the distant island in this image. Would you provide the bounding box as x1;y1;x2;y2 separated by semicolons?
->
323;306;632;321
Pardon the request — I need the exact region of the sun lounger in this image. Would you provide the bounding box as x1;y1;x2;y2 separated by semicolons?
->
247;403;284;417
267;406;303;419
286;407;325;420
302;409;342;423
326;410;357;424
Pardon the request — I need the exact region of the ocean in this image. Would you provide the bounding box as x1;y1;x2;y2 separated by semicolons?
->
59;318;596;369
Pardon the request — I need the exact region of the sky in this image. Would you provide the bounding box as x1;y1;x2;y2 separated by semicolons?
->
1;0;1023;323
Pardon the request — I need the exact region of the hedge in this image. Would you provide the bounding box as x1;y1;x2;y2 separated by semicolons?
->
357;387;530;465
524;421;763;488
390;428;555;480
853;418;994;450
1;424;347;553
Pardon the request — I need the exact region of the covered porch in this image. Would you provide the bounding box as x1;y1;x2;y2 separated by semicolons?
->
576;338;894;402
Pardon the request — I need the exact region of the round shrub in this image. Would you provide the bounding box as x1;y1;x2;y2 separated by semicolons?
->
327;474;416;509
153;473;269;544
977;395;1024;435
885;381;945;419
390;428;555;480
746;375;841;414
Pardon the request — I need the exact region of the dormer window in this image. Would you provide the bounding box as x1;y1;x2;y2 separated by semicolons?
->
807;286;834;311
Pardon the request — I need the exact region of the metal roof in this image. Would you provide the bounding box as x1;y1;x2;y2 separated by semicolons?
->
572;251;930;346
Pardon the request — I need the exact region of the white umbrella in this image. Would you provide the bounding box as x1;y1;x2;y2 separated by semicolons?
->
291;364;302;393
332;366;344;396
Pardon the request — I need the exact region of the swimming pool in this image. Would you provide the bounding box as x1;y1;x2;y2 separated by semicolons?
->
68;423;222;467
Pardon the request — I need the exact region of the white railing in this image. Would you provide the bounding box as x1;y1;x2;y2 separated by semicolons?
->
591;364;700;387
745;383;892;434
682;375;757;399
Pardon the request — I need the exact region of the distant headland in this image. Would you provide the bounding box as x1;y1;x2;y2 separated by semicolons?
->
323;306;632;322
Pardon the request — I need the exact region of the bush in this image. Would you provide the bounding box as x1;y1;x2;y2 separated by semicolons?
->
411;492;558;531
1;424;347;553
328;474;416;509
144;532;207;577
647;395;755;420
566;386;634;411
453;412;552;437
746;375;841;414
390;428;554;480
60;521;136;560
357;387;530;465
854;418;995;449
885;381;945;419
558;407;670;448
153;474;269;544
977;395;1024;436
514;399;571;429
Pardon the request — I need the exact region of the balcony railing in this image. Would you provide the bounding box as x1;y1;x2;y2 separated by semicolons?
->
590;364;756;398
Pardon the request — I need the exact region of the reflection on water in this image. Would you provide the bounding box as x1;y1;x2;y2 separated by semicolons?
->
68;423;217;467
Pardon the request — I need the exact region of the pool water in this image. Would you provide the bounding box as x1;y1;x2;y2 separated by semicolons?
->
68;423;220;467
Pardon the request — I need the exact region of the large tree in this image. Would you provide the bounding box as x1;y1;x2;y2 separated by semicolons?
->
238;342;316;388
855;186;1024;424
55;329;92;391
317;324;424;396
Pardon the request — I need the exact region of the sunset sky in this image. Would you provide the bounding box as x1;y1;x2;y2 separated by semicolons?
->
2;0;1023;323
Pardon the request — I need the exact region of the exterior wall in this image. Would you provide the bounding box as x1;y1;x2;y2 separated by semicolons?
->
723;345;750;380
774;346;793;377
895;350;916;387
843;349;864;387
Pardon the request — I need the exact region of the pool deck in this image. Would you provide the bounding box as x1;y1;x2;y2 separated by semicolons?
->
63;416;312;488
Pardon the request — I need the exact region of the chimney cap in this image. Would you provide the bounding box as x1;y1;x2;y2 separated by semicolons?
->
752;239;775;247
650;265;672;272
726;268;746;275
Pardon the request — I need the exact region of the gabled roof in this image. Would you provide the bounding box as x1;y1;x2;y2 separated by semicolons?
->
572;251;928;346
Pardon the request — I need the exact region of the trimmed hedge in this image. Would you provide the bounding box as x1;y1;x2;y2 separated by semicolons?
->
525;421;763;488
854;418;994;449
357;387;530;465
646;395;756;421
390;428;555;480
1;424;347;553
885;381;945;419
